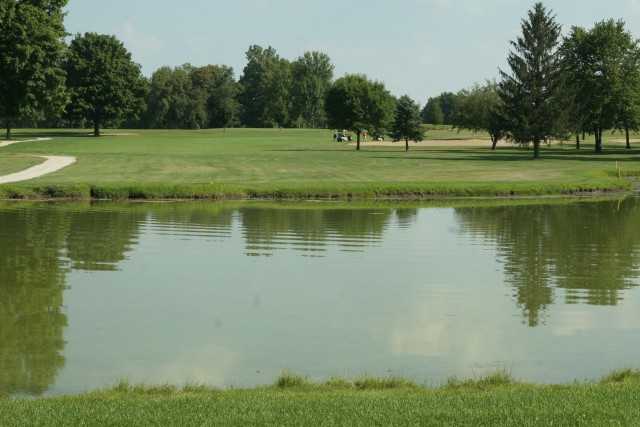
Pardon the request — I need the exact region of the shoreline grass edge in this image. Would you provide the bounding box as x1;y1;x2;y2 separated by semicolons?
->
0;178;632;201
2;370;640;426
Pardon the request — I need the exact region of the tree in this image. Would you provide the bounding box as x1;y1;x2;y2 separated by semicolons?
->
391;95;424;151
191;65;240;128
238;45;291;128
614;25;640;150
290;52;334;128
65;33;147;137
325;74;396;151
0;0;68;140
438;92;460;125
145;65;205;129
499;3;562;158
421;98;444;124
453;82;507;150
561;20;640;153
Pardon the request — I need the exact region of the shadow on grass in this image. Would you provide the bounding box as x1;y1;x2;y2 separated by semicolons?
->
365;147;640;162
11;131;91;139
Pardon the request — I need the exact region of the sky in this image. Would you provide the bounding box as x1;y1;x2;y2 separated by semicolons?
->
65;0;640;104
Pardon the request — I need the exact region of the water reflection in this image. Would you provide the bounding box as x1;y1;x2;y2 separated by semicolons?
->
1;199;640;395
0;208;68;395
239;207;414;256
455;199;640;326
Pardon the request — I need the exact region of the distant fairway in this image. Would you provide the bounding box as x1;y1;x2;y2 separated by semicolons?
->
0;127;636;199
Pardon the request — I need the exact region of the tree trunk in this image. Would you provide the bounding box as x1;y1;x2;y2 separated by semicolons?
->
356;131;361;151
533;138;540;159
626;126;631;149
576;133;580;150
94;120;100;137
491;137;498;150
595;128;603;153
405;138;409;152
5;122;10;141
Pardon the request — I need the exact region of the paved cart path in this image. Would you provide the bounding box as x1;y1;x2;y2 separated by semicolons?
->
0;138;76;183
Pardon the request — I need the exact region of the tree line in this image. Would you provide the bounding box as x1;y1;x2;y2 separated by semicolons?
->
423;3;640;158
3;1;640;158
0;0;424;147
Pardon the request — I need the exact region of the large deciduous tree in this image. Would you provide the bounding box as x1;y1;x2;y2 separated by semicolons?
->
65;33;147;137
391;95;424;152
454;82;507;150
145;64;240;129
0;0;68;140
191;65;240;128
325;74;396;151
290;51;334;128
238;45;291;128
561;20;640;152
499;2;562;158
145;65;201;129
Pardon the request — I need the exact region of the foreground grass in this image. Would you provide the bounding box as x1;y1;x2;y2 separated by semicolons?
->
0;128;637;200
2;371;640;426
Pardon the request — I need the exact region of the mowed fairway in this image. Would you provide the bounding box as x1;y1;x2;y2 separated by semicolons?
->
0;153;43;176
0;127;638;199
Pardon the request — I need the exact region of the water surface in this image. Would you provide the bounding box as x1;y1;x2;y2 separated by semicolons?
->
1;199;640;396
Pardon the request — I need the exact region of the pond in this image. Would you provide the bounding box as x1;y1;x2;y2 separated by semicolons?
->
1;198;640;396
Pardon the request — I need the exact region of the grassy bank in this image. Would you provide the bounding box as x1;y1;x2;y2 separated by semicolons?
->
0;128;637;200
2;371;640;426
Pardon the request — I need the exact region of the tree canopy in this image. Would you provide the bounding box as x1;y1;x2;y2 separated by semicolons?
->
238;45;291;128
65;33;147;136
453;82;506;149
561;20;640;152
290;52;334;128
0;0;68;139
325;74;396;150
421;98;445;125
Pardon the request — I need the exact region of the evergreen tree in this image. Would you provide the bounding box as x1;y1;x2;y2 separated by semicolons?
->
499;2;562;158
391;95;424;152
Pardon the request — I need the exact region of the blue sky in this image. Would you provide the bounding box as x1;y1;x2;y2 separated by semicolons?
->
65;0;640;103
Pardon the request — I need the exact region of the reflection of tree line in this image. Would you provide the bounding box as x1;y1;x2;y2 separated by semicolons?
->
0;207;143;396
239;208;418;256
455;199;640;327
0;204;417;395
5;200;640;394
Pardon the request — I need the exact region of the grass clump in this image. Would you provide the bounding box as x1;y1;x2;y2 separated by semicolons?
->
353;376;419;390
445;370;517;390
274;371;313;389
600;369;640;384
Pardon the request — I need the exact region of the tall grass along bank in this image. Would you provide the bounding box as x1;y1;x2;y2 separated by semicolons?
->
2;371;640;426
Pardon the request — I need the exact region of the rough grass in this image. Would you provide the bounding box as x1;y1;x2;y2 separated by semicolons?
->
2;371;640;426
0;128;637;200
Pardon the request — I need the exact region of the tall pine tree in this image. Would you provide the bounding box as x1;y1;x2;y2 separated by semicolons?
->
499;3;562;158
